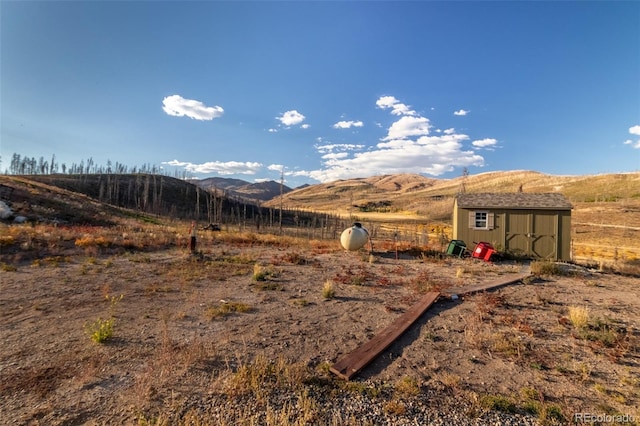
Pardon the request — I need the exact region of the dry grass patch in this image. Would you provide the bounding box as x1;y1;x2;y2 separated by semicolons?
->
394;376;420;397
530;261;565;276
206;301;253;320
225;354;310;399
567;306;590;329
252;263;280;282
322;279;336;299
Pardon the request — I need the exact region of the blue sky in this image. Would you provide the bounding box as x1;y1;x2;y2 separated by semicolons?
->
2;1;639;186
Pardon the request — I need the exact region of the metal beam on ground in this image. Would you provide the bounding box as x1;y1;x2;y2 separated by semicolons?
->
329;268;532;380
330;291;440;381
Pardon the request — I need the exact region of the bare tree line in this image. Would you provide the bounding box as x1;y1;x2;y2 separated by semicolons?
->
4;153;191;179
3;152;359;239
5;153;435;245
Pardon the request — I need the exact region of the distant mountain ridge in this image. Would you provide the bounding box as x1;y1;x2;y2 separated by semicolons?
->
193;177;293;202
262;171;640;219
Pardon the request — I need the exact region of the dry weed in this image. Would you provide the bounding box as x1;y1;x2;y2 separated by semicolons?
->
568;306;590;329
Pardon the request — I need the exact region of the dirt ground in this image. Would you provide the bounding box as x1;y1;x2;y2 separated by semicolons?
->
1;239;639;425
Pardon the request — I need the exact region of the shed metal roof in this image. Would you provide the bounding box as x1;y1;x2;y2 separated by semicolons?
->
455;193;572;210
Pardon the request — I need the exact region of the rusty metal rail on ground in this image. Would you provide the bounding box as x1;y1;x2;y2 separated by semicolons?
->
330;270;533;380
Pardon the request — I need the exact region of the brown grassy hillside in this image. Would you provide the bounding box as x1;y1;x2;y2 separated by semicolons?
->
264;171;640;267
267;171;640;216
2;171;639;268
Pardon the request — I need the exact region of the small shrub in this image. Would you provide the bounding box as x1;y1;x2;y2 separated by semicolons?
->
85;318;114;343
322;280;335;299
253;263;268;281
519;386;541;401
522;401;541;415
568;306;589;329
439;373;462;390
206;301;252;320
252;263;278;282
540;405;565;423
394;376;420;396
341;381;382;398
530;261;563;276
480;394;517;413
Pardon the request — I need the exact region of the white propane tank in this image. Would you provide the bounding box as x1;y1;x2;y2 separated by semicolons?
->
340;222;369;251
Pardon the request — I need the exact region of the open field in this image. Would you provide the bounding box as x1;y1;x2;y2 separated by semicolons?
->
1;229;639;425
1;172;639;424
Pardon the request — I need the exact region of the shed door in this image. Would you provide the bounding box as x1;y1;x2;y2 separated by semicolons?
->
505;211;558;259
505;211;531;257
531;212;557;259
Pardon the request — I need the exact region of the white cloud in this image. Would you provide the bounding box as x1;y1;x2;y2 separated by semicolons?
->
472;138;498;148
164;96;495;183
315;143;365;154
384;116;431;140
299;96;490;183
162;159;262;175
285;169;312;178
321;152;349;161
162;95;224;120
376;96;416;116
268;128;278;133
333;120;364;129
301;123;310;129
454;109;469;116
307;134;483;182
625;125;640;149
276;110;306;126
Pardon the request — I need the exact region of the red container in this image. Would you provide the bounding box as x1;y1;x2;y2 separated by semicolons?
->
472;242;496;262
483;248;497;261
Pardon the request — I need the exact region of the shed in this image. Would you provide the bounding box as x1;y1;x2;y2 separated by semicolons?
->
453;193;572;261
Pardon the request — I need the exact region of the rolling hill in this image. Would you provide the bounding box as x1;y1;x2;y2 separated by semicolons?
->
263;170;640;220
194;177;292;202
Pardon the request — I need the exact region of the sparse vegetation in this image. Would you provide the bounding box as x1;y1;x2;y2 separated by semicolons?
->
252;263;279;282
84;317;115;344
1;171;639;424
322;279;335;299
206;301;252;320
568;305;590;329
530;261;565;276
84;294;122;344
394;376;420;397
479;394;518;414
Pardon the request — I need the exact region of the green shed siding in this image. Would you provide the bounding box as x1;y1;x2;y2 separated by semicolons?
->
453;194;572;261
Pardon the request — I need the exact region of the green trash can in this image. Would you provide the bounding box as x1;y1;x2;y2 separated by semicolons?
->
446;240;467;257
